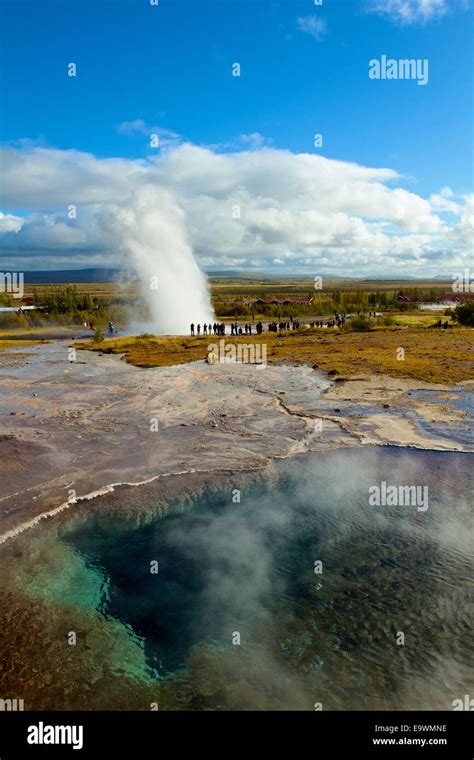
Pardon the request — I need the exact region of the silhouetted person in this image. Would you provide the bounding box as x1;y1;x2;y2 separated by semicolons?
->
190;323;195;336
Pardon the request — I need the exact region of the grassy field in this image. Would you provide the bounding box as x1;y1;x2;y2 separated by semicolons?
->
390;313;453;328
209;276;454;293
22;281;139;303
4;276;472;383
0;326;76;339
18;277;457;320
0;340;42;352
75;326;474;385
23;277;454;297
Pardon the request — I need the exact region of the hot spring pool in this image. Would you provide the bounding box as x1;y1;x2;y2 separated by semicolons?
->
3;447;473;710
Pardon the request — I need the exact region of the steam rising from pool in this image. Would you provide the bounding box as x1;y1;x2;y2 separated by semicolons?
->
5;448;473;710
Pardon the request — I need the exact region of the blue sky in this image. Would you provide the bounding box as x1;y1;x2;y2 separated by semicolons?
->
1;0;472;194
0;0;472;274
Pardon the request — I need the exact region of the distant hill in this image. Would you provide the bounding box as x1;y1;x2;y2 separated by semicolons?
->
22;268;454;285
361;276;417;282
23;268;134;284
207;270;351;280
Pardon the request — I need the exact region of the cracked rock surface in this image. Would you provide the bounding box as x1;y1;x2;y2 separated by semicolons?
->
0;341;471;541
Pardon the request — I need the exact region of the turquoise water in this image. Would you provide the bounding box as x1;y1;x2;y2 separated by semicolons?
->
21;447;474;709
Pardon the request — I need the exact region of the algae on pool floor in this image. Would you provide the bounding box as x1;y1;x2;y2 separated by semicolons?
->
1;447;472;711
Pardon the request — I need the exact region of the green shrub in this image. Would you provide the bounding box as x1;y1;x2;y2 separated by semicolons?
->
454;301;474;326
347;315;374;332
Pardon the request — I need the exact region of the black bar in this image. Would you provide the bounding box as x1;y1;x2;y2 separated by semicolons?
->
0;711;472;758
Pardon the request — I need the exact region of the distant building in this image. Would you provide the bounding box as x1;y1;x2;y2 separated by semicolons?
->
397;293;474;304
246;296;314;307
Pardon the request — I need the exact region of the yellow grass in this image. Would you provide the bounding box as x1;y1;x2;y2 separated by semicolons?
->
391;312;453;328
76;327;474;385
0;340;41;352
0;326;63;339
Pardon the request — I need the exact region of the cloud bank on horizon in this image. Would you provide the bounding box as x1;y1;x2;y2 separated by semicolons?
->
0;140;472;277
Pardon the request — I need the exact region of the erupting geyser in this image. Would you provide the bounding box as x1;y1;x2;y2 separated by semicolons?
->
113;186;214;334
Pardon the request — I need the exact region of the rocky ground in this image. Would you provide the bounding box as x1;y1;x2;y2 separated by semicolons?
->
0;340;472;545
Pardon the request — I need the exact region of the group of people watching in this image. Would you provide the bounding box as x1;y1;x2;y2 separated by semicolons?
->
267;320;301;332
230;322;254;335
310;313;346;328
190;321;263;337
190;322;226;336
190;312;347;337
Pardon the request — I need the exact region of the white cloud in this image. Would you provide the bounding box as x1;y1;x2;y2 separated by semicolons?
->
117;119;181;148
429;191;460;213
0;211;23;234
0;142;471;276
239;133;272;150
367;0;466;24
117;119;150;135
440;186;454;198
297;15;327;40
